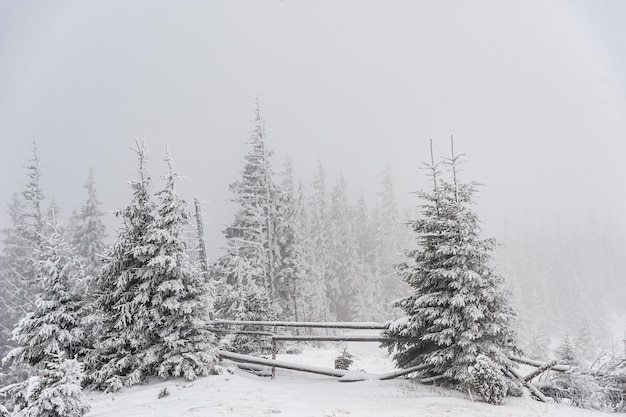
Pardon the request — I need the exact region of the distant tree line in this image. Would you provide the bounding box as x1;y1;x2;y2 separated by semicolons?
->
211;103;411;354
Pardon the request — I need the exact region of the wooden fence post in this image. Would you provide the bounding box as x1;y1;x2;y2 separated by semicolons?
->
271;324;277;378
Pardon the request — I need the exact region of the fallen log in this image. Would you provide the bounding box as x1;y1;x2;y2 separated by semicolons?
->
510;356;573;372
229;361;273;377
417;374;444;384
508;367;549;403
377;363;431;380
218;350;349;378
523;359;559;382
208;328;275;337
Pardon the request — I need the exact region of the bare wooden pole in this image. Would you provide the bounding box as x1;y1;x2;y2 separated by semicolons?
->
272;335;415;342
509;356;573;372
450;134;459;202
194;198;209;280
522;359;558;382
213;320;386;329
429;138;438;191
219;350;349;378
429;138;440;216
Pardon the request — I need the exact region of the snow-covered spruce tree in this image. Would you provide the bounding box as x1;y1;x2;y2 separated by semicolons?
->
383;140;518;403
295;181;327;324
574;320;595;366
89;142;218;390
0;193;29;353
305;160;331;322
3;216;85;372
555;332;577;366
70;168;106;280
373;166;409;317
0;143;47;351
8;353;89;417
467;354;508;405
146;151;217;380
274;157;308;321
212;102;279;353
67;169;107;365
1;217;89;416
88;140;160;390
326;175;360;321
351;195;383;322
212;252;276;354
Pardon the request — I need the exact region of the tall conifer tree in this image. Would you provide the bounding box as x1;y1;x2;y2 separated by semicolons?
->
70;168;106;280
384;139;517;400
0;143;47;354
148;151;217;379
327;175;359;321
89;140;159;390
307;161;331;321
274;158;308;321
90;142;218;389
212;102;279;352
2;216;90;416
3;216;85;370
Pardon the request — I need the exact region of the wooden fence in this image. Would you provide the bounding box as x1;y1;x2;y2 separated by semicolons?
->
212;320;421;380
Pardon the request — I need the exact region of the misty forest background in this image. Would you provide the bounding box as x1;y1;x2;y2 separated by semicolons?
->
1;105;625;368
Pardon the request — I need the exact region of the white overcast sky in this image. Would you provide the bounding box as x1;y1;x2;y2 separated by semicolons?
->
1;1;626;257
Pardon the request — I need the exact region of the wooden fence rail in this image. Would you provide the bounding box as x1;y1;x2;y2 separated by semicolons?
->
213;320;387;330
213;320;403;379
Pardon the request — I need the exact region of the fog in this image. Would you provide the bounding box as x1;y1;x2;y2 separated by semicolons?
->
1;0;626;304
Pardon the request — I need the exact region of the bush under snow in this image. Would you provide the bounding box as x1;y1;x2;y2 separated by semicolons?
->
468;354;508;405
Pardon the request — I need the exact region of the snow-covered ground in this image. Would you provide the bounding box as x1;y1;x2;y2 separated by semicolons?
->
86;339;618;417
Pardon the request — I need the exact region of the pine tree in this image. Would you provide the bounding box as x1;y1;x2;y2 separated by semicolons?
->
7;354;89;417
0;143;47;354
555;332;577;365
89;143;218;390
147;151;218;380
212;249;277;353
21;142;46;249
274;157;308;321
574;320;595;366
3;217;85;372
522;314;550;361
212;102;279;352
70;168;106;280
351;195;383;321
327;175;359;321
225;100;277;295
383;139;518;394
307;160;331;321
89;140;160;390
0;194;30;351
67;169;107;365
373;166;409;315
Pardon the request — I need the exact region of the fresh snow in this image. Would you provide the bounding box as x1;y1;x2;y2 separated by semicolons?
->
85;338;617;417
